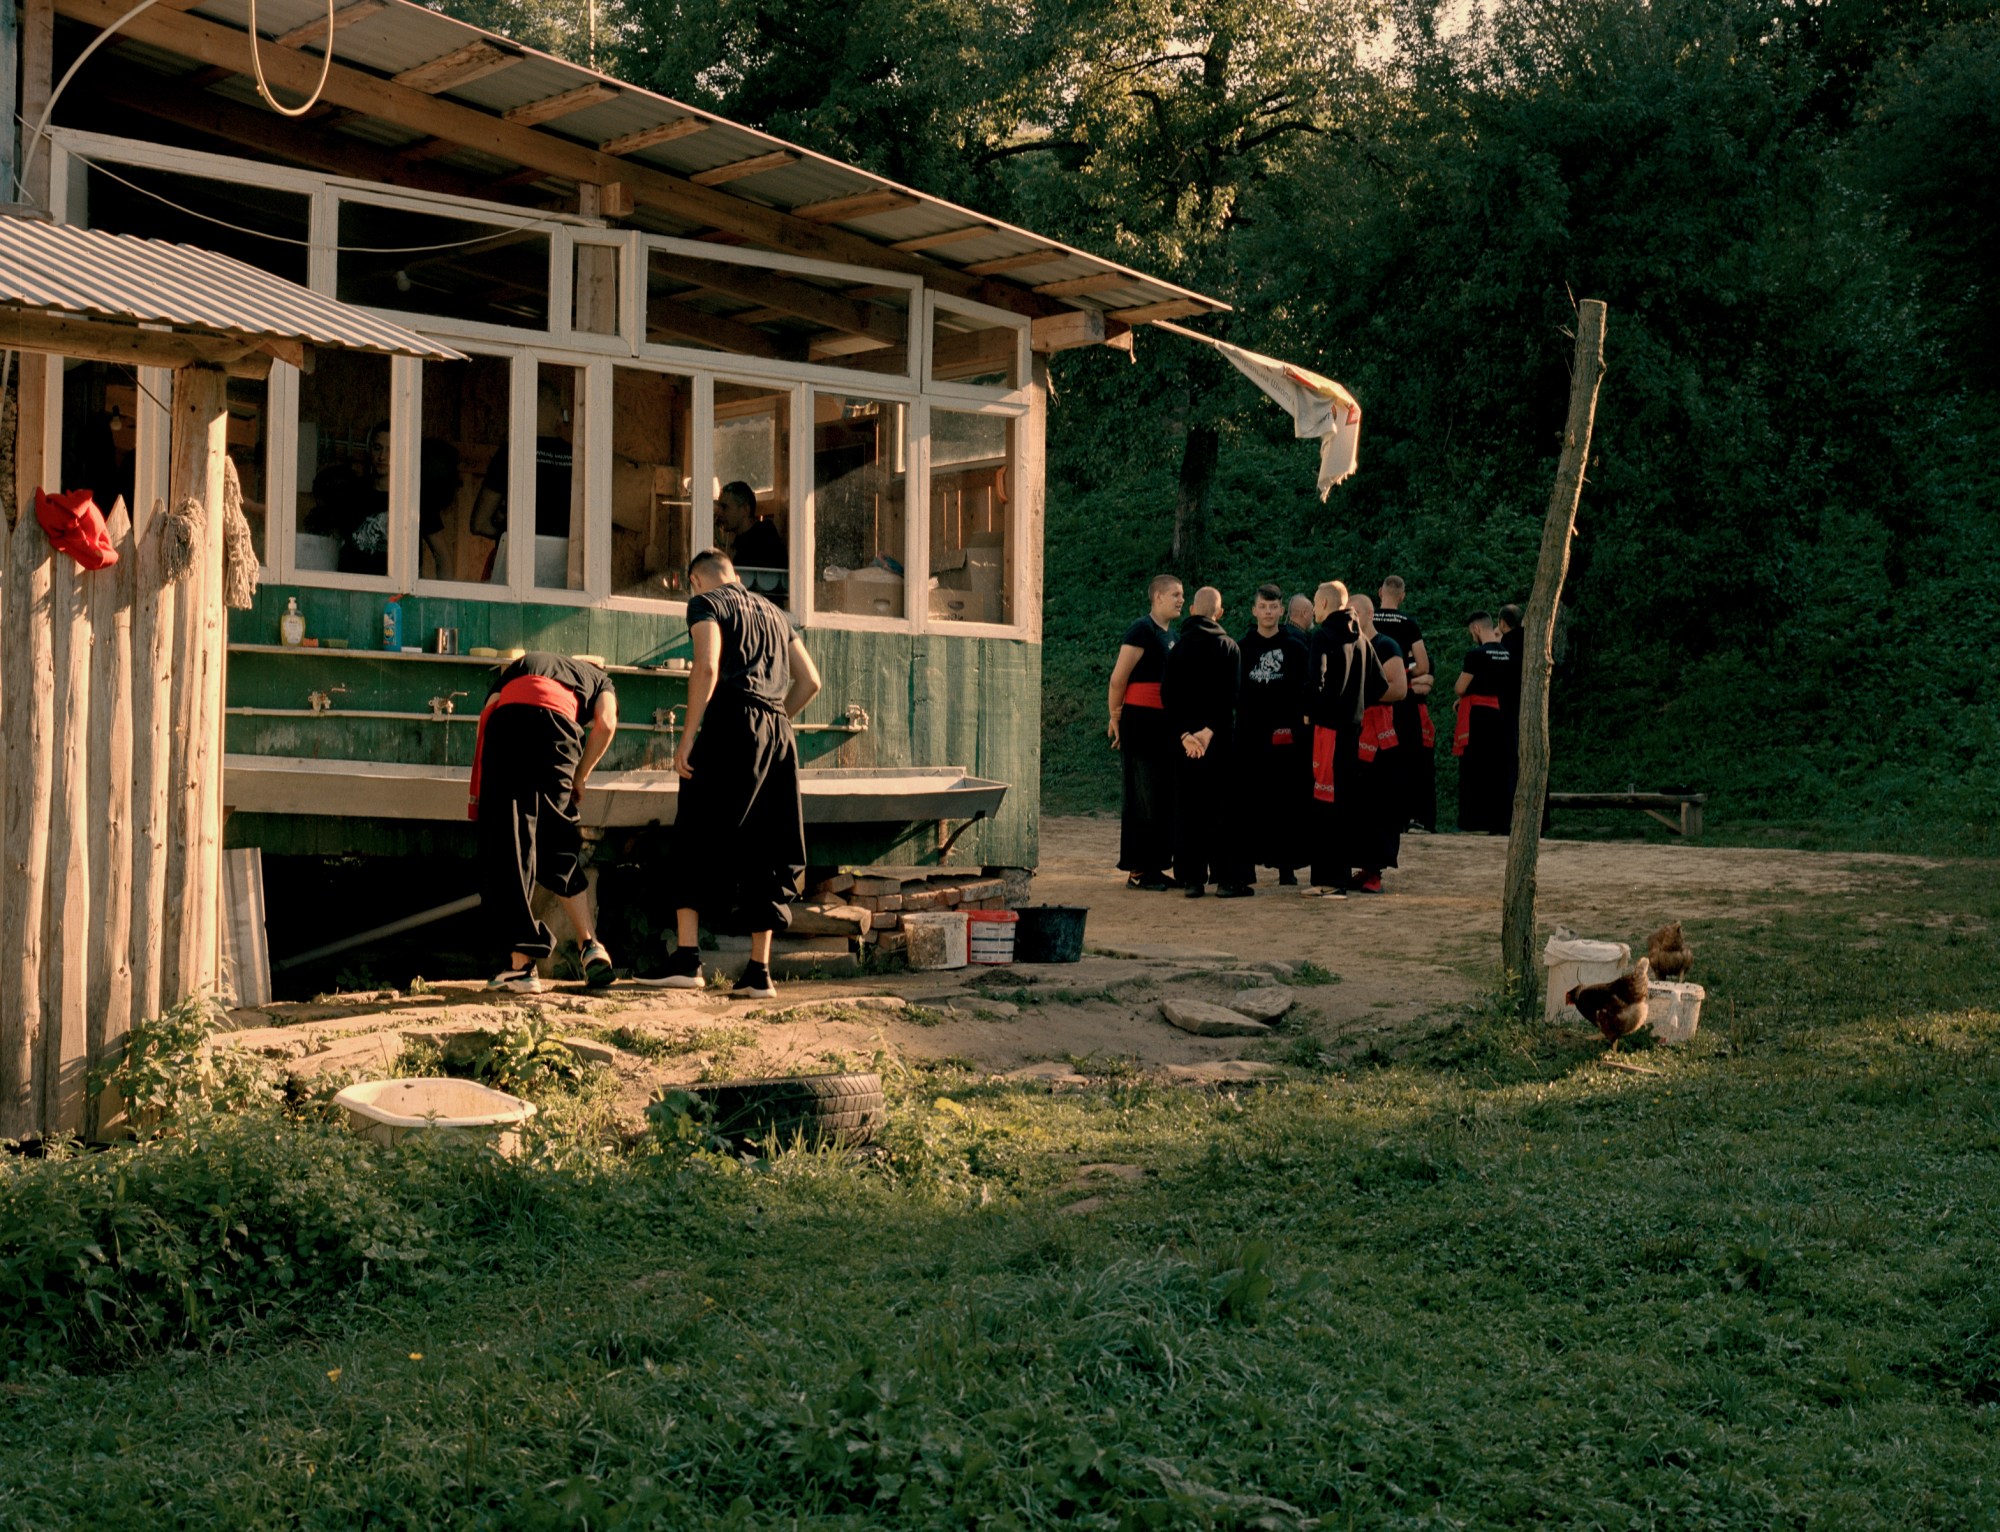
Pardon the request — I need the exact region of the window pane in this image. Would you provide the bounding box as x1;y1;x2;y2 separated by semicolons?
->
59;359;138;522
712;382;792;604
930;307;1021;390
813;394;908;619
226;375;272;565
499;364;584;591
572;243;622;335
338;203;550;329
611;367;695;601
646;250;909;375
296;351;392;576
85;164;308;284
929;410;1014;626
419;353;512;582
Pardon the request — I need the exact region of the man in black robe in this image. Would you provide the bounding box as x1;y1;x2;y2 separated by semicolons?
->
1373;575;1437;834
1163;586;1250;898
652;549;822;999
1454;612;1517;833
470;651;619;992
1107;574;1184;890
1237;583;1311;884
1344;594;1410;894
1305;581;1364;898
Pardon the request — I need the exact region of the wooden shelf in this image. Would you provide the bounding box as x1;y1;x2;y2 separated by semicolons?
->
227;643;688;678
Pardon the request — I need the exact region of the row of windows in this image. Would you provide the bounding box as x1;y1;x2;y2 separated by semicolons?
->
51;131;1035;632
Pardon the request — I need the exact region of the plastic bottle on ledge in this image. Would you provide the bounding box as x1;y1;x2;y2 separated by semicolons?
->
382;597;403;651
280;597;305;647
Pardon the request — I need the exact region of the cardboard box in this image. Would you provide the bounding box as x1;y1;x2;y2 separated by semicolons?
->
929;587;1003;624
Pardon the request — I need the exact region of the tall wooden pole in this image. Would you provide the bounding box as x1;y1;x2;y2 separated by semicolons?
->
87;501;136;1136
1501;299;1608;1013
129;497;176;1029
41;525;93;1136
0;508;54;1139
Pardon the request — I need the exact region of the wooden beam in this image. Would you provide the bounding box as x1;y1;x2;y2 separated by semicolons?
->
931;324;1020;377
1029;308;1106;353
963;249;1066;277
273;0;384;50
591;181;635;218
1109;299;1210;324
0;310;274;374
505;81;617;126
645;299;796;360
688;150;795;186
52;0;1068;312
397;135;459;162
1032;272;1128;299
599;116;708;156
392;39;519;94
659;252;905;345
891;226;990;253
792;189;919;224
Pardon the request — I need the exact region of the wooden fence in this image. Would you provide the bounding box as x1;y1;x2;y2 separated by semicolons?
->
1;366;229;1141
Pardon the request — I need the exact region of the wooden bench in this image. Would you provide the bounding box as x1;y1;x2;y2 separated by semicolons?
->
1546;791;1707;837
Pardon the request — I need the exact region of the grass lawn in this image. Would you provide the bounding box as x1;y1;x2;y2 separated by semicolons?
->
4;859;1999;1530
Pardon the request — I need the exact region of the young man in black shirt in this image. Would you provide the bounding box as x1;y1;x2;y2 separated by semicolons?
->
1106;574;1184;890
651;548;822;1000
1164;586;1251;898
1237;582;1311;884
1454;612;1517;833
1344;594;1410;894
1306;581;1363;897
1373;575;1437;834
470;651;619;992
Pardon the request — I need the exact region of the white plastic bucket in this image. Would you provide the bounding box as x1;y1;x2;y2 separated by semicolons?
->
1544;936;1631;1022
903;911;969;970
966;909;1018;965
1649;981;1706;1044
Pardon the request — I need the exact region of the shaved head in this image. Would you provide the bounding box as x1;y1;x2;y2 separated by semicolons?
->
1287;594;1313;628
1189;586;1222;617
1312;580;1348;621
1349;592;1375;623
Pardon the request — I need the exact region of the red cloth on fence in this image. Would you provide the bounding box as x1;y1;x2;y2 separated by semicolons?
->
1312;725;1338;803
468;676;580;819
1454;693;1500;755
35;488;119;570
1355;704;1399;762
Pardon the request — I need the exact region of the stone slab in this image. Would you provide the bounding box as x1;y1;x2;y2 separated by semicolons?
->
1159;998;1273;1038
1228;987;1296;1023
1163;1060;1287;1085
1093;943;1238;964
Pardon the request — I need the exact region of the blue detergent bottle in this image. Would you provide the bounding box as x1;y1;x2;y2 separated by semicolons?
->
382;597;403;651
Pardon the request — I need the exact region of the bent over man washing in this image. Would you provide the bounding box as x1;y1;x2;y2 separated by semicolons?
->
471;651;619;993
650;548;822;1000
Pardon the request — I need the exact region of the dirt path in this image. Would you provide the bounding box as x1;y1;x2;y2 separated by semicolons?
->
225;820;1933;1122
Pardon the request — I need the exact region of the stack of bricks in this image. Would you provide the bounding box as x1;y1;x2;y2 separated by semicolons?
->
793;867;1031;964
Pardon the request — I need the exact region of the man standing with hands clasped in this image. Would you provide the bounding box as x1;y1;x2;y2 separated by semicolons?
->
647;548;822;1000
1163;586;1251;898
471;651;619;993
1107;574;1184;890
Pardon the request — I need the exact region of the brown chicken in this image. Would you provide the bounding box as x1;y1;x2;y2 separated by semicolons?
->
1647;922;1693;982
1566;957;1651;1049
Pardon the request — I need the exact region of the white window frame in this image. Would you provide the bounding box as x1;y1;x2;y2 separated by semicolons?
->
919;397;1029;636
801;386;921;635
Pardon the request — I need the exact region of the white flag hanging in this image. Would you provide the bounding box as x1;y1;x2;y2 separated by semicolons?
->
1156;322;1361;499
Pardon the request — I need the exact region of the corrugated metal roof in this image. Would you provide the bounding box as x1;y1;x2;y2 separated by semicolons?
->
0;214;464;358
142;0;1228;321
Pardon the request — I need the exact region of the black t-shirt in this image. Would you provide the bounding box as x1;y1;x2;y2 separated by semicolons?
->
1364;633;1404;706
1120;616;1174;686
489;652;614;768
1498;627;1524;716
689;581;792;707
480;435;575;539
1237;626;1308;737
1460;641;1514;701
1374;609;1423;676
732;518;788;571
1309;610;1365;729
1162;614;1240;741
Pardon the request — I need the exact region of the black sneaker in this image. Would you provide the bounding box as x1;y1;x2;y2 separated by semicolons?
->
1128;872;1172;892
1215;884;1254;899
732;961;777;1001
487;965;543;994
580;939;615;989
1184;884;1207;899
633;945;704;989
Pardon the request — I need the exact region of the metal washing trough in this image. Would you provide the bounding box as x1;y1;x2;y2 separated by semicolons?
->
223;755;1009;828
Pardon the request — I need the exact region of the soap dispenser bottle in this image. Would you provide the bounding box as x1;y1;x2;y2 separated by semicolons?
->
280;597;306;647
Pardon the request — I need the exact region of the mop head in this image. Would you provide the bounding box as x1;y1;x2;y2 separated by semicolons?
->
160;496;202;584
221;456;259;610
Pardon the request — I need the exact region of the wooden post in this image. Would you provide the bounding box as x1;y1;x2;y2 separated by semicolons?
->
87;501;136;1136
0;507;55;1140
1501;299;1608;1014
41;526;93;1137
163;364;227;1002
129;497;175;1029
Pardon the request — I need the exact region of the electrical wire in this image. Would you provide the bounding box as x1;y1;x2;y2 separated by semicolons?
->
245;0;335;118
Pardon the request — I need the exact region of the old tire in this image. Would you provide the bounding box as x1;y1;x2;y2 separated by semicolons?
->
690;1071;885;1149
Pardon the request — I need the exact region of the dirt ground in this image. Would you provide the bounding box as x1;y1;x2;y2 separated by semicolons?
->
223;816;1934;1123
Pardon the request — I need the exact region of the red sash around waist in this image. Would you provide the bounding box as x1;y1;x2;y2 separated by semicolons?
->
1356;704;1399;762
1270;726;1295;747
1312;725;1338;803
1454;693;1500;756
1122;680;1164;710
469;676;581;819
1419;706;1435;750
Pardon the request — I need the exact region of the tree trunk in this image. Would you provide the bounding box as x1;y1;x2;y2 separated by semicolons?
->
1172;420;1218;567
1501;299;1608;1013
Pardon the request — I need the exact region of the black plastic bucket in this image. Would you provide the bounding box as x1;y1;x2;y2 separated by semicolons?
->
1013;905;1088;964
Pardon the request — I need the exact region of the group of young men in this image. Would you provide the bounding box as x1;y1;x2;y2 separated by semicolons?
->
1109;576;1526;899
470;548;820;999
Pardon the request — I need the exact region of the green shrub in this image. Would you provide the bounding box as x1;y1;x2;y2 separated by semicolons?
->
88;993;274;1139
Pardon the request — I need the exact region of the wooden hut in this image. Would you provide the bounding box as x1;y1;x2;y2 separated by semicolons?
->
7;0;1228;994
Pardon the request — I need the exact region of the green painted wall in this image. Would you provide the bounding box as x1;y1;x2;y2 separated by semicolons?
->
225;587;1040;868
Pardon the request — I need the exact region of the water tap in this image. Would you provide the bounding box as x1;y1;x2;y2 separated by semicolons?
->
429;691;469;717
306;686;347;714
844;703;871;731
